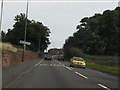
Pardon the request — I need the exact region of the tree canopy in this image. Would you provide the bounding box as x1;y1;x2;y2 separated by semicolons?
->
64;7;120;58
3;13;51;52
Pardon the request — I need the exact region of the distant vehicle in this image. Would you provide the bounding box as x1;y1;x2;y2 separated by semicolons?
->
58;54;64;61
44;54;52;60
70;57;86;69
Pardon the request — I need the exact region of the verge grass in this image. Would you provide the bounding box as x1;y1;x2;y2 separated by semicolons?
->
86;62;119;76
65;49;119;76
0;42;18;53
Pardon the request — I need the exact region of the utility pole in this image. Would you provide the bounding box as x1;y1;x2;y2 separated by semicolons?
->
22;0;29;62
0;1;4;89
38;36;41;51
118;1;120;7
0;0;3;32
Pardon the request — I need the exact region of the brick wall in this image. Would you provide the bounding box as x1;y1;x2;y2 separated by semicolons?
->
2;50;38;67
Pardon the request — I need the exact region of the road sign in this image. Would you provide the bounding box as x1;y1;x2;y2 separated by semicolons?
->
20;40;31;45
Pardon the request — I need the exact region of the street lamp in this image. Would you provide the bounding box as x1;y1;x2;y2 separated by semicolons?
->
0;0;3;32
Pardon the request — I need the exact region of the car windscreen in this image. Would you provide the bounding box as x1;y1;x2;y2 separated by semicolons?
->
72;57;84;61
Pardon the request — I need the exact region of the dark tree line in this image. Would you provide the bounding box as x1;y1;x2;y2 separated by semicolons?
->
64;7;120;59
2;13;51;52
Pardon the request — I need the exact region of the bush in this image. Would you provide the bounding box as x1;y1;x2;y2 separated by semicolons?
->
64;47;119;67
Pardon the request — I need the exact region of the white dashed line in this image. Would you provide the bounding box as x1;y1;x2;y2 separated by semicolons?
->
70;67;73;69
50;64;53;66
26;69;30;73
35;60;43;67
75;71;88;79
56;65;59;66
66;66;72;70
98;84;111;90
22;72;26;75
62;64;65;67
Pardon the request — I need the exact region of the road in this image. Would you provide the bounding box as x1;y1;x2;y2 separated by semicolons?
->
4;59;118;89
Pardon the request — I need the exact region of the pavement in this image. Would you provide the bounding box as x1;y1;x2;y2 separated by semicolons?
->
2;58;119;89
2;59;41;88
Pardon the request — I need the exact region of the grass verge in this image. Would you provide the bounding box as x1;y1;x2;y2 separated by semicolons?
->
86;62;119;76
1;42;18;53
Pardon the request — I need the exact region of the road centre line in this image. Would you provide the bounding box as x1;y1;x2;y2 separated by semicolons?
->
54;60;88;79
75;71;88;79
62;64;65;67
70;67;73;69
54;60;61;64
66;66;72;70
98;84;111;90
49;60;111;89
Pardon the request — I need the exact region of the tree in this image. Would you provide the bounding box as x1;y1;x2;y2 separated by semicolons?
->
63;7;120;59
5;13;51;52
1;30;6;42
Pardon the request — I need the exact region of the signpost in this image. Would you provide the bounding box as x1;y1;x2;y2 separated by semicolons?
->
20;40;31;62
20;40;31;45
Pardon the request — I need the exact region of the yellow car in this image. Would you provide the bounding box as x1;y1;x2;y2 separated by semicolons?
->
70;57;86;69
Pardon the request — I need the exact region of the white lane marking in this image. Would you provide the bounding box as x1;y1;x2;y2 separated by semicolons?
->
66;66;72;70
62;64;65;67
40;64;62;67
22;72;26;75
5;60;43;88
54;60;61;64
98;84;111;90
75;71;88;79
59;65;61;67
56;65;59;66
35;60;43;67
50;64;53;66
26;69;30;73
70;67;73;69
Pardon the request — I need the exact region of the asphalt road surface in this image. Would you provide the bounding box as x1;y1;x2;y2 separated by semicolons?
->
4;59;118;89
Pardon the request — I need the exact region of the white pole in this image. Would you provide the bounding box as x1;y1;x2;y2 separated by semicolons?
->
22;0;29;62
0;0;3;89
0;0;3;32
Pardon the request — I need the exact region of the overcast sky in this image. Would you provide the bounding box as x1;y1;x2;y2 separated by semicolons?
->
0;0;119;50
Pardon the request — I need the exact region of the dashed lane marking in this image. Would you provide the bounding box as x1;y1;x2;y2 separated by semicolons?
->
98;84;111;90
39;64;62;67
62;64;65;67
66;66;72;70
75;71;88;79
70;67;73;69
34;60;43;67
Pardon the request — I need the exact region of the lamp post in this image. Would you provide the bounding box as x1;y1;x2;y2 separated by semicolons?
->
118;1;120;7
0;0;3;32
0;1;4;89
22;0;29;62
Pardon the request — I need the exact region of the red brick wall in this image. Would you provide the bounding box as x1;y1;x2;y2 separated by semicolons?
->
2;50;38;67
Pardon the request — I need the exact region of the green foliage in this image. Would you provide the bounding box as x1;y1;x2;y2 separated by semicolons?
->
87;62;119;75
64;7;120;57
64;47;82;60
5;13;51;52
1;30;6;42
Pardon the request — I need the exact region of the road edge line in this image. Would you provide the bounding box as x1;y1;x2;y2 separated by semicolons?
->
4;59;43;88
